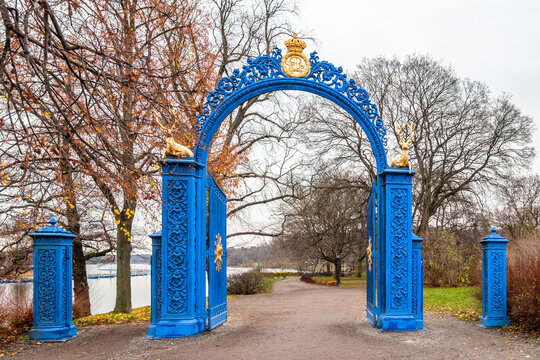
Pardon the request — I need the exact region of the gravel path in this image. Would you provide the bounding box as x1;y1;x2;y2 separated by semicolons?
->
6;277;538;359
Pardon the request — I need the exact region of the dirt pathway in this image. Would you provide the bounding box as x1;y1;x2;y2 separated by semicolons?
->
6;277;538;359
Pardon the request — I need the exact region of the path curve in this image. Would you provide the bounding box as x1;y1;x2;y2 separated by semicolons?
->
8;277;538;359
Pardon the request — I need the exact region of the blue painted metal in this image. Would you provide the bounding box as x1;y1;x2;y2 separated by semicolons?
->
149;50;424;336
28;218;77;342
149;158;206;338
147;230;162;337
378;168;418;331
479;227;510;328
412;233;424;329
207;174;228;329
193;49;388;173
366;181;380;325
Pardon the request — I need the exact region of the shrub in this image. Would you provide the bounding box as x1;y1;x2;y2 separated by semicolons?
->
507;236;540;332
423;230;481;287
326;280;336;286
0;283;33;343
300;274;316;284
227;271;265;295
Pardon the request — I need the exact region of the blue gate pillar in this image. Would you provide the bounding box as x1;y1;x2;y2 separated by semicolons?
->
379;168;417;331
150;158;206;338
28;218;77;341
147;230;162;337
479;227;510;328
412;233;424;329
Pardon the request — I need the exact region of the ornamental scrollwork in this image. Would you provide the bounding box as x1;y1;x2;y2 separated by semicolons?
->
411;251;418;314
195;42;387;147
38;249;56;323
155;247;162;319
489;252;504;313
166;179;189;314
389;188;408;311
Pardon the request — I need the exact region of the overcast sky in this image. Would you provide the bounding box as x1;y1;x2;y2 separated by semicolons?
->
294;0;540;173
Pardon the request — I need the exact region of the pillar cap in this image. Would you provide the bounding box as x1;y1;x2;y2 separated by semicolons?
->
29;218;77;238
412;233;424;242
481;227;508;243
149;230;162;238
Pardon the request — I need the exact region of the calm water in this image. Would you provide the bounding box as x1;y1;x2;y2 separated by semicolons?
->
0;265;263;315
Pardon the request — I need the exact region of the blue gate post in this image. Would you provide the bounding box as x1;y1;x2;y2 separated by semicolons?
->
28;218;77;341
412;233;424;329
479;227;510;328
147;230;162;337
378;168;417;331
151;158;206;338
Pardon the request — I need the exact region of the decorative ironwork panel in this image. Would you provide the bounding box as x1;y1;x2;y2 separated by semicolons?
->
411;251;417;314
155;247;162;317
389;188;408;311
489;251;504;313
37;249;57;323
207;174;228;330
366;184;379;326
62;247;69;324
166;179;189;314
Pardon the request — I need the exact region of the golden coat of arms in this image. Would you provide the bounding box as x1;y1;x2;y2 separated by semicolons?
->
214;234;224;272
281;34;310;78
366;237;373;271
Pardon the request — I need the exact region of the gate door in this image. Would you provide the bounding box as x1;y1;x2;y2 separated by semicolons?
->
207;174;227;329
366;180;379;325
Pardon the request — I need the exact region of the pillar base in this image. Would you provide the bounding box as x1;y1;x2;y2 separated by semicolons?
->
479;316;509;328
379;314;418;331
366;308;376;326
28;324;76;342
147;318;205;338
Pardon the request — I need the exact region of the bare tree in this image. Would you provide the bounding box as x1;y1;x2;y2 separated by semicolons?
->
495;174;540;240
295;55;534;236
279;171;369;285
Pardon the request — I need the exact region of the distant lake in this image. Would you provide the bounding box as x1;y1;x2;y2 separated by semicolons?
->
0;265;294;315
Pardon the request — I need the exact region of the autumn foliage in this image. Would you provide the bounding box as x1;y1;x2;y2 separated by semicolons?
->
0;0;245;313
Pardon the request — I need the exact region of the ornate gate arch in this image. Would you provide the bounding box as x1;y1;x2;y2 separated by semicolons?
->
148;35;423;338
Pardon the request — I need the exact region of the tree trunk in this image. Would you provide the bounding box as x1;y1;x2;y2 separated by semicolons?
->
72;240;91;317
60;136;91;317
357;256;363;278
114;217;133;313
334;260;341;286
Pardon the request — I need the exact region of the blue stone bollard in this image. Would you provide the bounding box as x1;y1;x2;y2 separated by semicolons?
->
147;230;162;338
28;218;77;342
412;233;424;329
479;227;510;328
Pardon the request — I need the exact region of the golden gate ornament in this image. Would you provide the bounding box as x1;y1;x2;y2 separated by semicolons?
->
214;233;223;272
281;34;310;77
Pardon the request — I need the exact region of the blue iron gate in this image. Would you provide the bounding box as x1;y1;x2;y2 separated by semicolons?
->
366;181;380;326
207;174;227;329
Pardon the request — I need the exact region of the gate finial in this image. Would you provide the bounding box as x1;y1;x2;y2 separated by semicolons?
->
281;34;310;78
389;122;416;173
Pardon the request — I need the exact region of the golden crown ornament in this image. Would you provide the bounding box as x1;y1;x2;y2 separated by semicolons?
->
281;34;311;78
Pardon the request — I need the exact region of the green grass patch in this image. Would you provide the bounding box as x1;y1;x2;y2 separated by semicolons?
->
74;306;151;326
424;286;482;322
258;275;293;293
312;275;367;286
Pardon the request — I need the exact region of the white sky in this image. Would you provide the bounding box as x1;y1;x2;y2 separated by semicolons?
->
294;0;540;173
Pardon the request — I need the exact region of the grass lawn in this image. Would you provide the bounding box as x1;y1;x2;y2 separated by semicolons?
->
424;286;482;322
312;275;367;286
